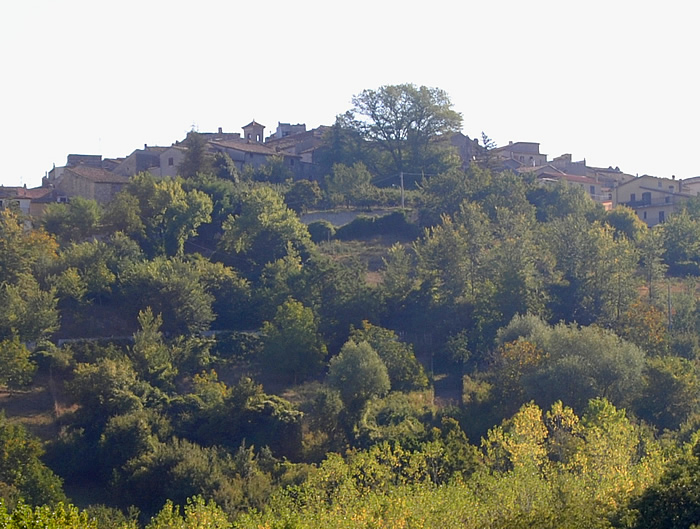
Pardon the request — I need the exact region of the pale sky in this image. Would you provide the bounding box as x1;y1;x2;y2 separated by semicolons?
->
1;0;697;188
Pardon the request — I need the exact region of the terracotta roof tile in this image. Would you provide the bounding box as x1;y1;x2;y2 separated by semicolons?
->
66;165;129;183
211;140;284;156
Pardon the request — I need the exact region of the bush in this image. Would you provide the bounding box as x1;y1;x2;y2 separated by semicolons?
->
307;220;336;243
334;211;419;241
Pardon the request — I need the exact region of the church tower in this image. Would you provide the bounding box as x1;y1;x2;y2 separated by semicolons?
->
242;120;265;143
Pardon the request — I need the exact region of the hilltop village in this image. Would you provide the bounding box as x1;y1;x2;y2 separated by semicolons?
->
2;119;698;227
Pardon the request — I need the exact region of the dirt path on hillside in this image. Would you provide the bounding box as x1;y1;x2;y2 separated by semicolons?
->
0;372;72;441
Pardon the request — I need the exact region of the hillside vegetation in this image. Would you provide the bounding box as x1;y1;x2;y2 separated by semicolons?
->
3;85;700;528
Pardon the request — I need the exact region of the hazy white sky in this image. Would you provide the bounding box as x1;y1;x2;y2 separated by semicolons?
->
1;0;697;188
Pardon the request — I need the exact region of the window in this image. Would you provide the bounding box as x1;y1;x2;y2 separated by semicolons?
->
590;185;595;195
659;211;665;223
665;196;670;203
643;211;647;220
630;193;636;203
168;157;174;166
658;181;662;188
642;192;651;204
669;185;675;191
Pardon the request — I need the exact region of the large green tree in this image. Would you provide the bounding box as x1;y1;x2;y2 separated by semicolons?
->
116;173;213;257
327;340;390;418
41;197;102;244
261;298;327;383
349;321;428;391
219;186;312;277
0;412;66;507
178;130;213;179
344;84;463;180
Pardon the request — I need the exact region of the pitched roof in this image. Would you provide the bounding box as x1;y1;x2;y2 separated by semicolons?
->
65;165;129;184
537;170;599;184
17;186;55;199
243;120;265;129
210;140;289;156
0;186;54;199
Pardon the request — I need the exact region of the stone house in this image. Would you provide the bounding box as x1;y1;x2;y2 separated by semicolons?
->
158;145;187;178
114;145;169;177
209;139;300;174
491;141;548;168
57;164;129;203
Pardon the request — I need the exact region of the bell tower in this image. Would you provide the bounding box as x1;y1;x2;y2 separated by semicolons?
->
242;120;265;143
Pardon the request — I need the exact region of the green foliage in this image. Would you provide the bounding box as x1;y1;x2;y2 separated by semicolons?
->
145;496;229;529
417;165;491;227
213;151;240;183
0;208;58;284
102;192;146;239
306;219;335;243
357;391;433;447
345;84;463;178
333;210;419;241
120;257;215;335
547;216;640;325
219;186;312;277
0;413;66;507
491;316;646;415
528;180;604;223
48;240;123;317
638;228;668;301
42;197;102;244
178;131;213;179
349;321;427;391
629;442;700;529
327;340;390;417
129;309;176;387
0;273;58;343
660;209;700;275
616;300;669;356
284;179;321;214
236;400;662;529
115;437;253;518
118;173;213;257
634;355;700;431
174;376;303;459
324;162;373;207
604;205;648;241
298;252;381;352
98;409;168;482
528;323;646;412
261;298;327;382
0;337;36;390
245;155;293;183
193;259;253;330
301;384;346;456
67;356;163;429
0;501;95;528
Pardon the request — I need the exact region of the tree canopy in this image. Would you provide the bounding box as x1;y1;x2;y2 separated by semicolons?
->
343;83;463;179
